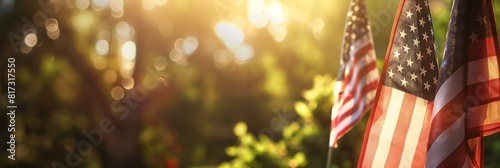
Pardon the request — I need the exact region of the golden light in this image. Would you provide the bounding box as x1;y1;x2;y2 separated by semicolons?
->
92;56;107;70
76;0;90;10
214;21;245;50
265;2;286;25
24;33;37;47
213;50;232;69
203;39;217;53
116;22;134;38
154;57;168;71
122;77;135;90
103;70;117;84
95;39;109;55
121;41;136;60
92;0;109;11
234;43;254;64
268;23;287;42
45;18;60;40
142;0;168;11
182;36;199;56
111;86;125;100
247;0;268;28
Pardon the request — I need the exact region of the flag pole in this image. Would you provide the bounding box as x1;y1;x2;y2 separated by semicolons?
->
326;147;332;168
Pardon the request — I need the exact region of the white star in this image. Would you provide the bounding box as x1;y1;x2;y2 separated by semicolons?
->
401;78;408;87
406;10;413;18
388;69;395;78
407;58;414;67
417;52;423;60
476;15;487;25
400;30;407;39
397;64;404;72
424;81;431;91
430;61;436;70
420;67;427;76
418;19;425;27
415;4;422;13
422;32;429;41
413;38;420;47
394;49;401;59
433;76;438;84
403;44;410;53
425;0;429;7
470;31;479;43
428;14;432;21
410;24;417;33
419;18;426;27
410;72;418;81
426;46;433;55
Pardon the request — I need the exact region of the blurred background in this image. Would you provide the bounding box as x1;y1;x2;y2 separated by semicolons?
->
0;0;500;167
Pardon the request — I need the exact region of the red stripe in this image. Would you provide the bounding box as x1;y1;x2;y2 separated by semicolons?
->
358;86;393;167
337;104;371;142
412;102;433;167
358;0;406;166
333;80;379;139
338;65;379;121
428;90;466;146
343;44;374;89
467;37;498;62
436;140;468;168
384;94;417;167
337;79;378;124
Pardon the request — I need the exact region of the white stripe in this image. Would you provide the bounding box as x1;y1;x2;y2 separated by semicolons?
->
345;51;377;94
335;89;377;134
433;65;465;119
488;56;499;79
342;38;372;82
371;89;405;167
339;68;380;114
468;56;500;85
426;114;465;168
398;98;429;167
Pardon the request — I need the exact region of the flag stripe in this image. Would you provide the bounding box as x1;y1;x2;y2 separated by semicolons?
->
360;86;394;167
384;93;417;167
334;80;379;136
399;97;429;167
412;102;433;167
371;88;405;167
426;114;465;168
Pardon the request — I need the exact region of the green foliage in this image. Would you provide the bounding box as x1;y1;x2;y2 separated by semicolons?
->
220;75;334;168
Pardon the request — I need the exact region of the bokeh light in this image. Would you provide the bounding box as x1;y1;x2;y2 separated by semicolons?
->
95;39;109;55
24;33;37;47
111;86;124;100
121;41;136;60
122;77;135;89
154;57;168;70
103;70;117;84
214;21;245;50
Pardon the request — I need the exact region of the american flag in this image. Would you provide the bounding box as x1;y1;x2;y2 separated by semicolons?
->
357;0;438;167
329;0;380;147
426;0;500;167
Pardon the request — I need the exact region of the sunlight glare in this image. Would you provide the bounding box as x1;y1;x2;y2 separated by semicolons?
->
121;41;136;60
214;21;245;50
111;86;124;100
95;39;109;55
234;43;254;64
122;77;135;90
182;36;199;56
247;0;268;28
265;2;286;25
76;0;90;10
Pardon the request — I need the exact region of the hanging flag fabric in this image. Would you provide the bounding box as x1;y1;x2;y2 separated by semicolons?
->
357;0;438;167
426;0;500;167
329;0;380;148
